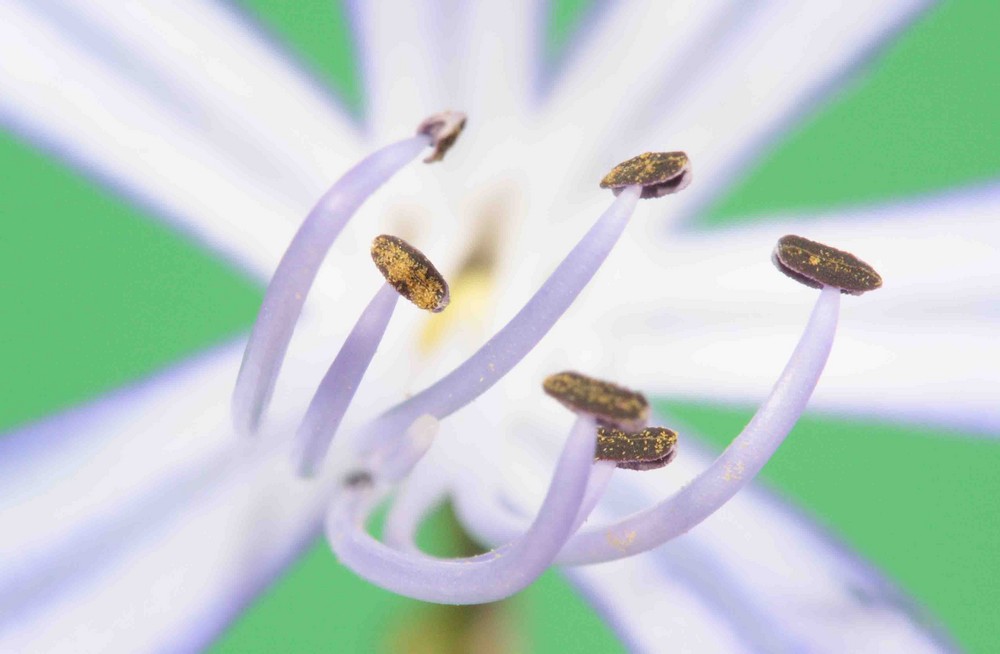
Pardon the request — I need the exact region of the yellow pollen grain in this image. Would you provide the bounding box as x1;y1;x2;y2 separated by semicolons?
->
723;460;745;482
604;530;637;552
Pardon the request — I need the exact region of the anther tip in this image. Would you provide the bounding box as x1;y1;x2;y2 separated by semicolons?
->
371;234;451;312
596;426;679;471
343;470;374;488
417;111;467;164
772;235;883;295
543;370;649;432
600;151;692;199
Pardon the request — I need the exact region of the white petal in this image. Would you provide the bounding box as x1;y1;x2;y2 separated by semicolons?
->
0;335;386;652
537;0;737;169
452;0;543;120
0;1;362;279
539;1;933;232
348;0;457;135
642;0;933;225
566;558;750;653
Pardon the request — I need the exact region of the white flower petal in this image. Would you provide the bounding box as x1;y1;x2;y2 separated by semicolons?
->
0;1;362;279
348;0;458;135
0;342;352;652
453;0;543;120
637;1;932;221
566;557;750;653
538;0;737;167
540;1;933;230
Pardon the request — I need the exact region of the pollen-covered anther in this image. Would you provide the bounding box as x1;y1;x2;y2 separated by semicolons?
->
772;234;883;295
416;110;467;163
543;371;650;431
600;151;692;199
371;234;450;312
596;426;678;471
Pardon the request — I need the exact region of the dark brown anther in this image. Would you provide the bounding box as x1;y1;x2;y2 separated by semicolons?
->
596;426;679;471
600;151;692;199
772;235;883;295
343;470;374;488
543;371;649;432
417;111;467;163
371;234;450;312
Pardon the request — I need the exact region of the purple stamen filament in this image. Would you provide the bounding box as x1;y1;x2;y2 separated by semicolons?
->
357;185;643;455
293;283;399;477
228;125;849;606
325;416;597;604
232;135;430;436
553;285;841;564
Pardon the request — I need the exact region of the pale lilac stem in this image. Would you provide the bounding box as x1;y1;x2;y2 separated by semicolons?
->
232;135;430;436
326;416;596;604
383;455;452;552
454;460;616;548
372;415;439;484
293;284;399;477
359;185;642;454
557;285;842;565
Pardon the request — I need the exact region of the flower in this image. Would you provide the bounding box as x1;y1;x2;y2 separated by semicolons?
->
0;1;993;651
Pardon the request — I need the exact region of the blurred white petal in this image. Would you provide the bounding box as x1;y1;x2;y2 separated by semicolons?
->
0;1;363;279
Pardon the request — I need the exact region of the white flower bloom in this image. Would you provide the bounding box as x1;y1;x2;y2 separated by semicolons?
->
0;1;980;652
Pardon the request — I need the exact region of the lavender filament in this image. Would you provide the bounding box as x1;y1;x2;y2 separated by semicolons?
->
382;456;451;552
232;135;430;436
326;416;597;604
372;414;439;484
359;185;642;453
293;284;400;477
453;459;616;548
556;285;842;565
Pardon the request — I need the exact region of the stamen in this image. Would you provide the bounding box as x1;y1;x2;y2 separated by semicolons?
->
293;284;399;477
453;459;617;548
326;417;597;604
382;455;452;553
343;470;375;488
417;111;467;163
371;235;450;312
295;237;451;477
600;151;692;199
543;371;650;431
369;414;439;483
772;235;883;295
596;426;678;471
358;184;644;454
554;284;842;565
233;112;464;436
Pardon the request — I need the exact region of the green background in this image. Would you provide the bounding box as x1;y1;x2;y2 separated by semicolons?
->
1;1;997;651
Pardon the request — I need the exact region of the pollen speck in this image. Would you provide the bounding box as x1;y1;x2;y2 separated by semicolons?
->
772;235;882;295
543;371;649;431
600;151;692;199
371;235;450;312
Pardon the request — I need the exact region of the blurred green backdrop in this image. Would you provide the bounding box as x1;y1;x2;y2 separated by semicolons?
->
1;1;998;652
